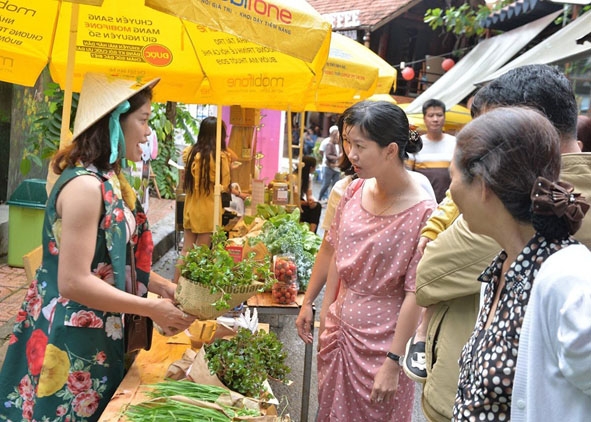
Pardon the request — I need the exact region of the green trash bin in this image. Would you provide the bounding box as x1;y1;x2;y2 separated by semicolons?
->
6;179;47;267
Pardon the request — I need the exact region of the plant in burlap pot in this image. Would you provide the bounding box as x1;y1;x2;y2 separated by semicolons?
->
204;328;291;400
176;229;274;320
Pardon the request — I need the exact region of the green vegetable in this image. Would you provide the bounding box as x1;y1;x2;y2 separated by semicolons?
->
247;207;322;291
146;380;228;401
180;229;275;310
126;381;261;421
205;328;290;399
127;398;237;421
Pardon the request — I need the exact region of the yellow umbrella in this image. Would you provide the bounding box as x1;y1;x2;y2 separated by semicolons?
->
145;0;332;64
1;0;330;89
398;103;472;133
304;35;397;113
48;1;328;107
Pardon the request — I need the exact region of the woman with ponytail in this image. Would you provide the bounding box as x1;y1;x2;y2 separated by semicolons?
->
316;100;436;421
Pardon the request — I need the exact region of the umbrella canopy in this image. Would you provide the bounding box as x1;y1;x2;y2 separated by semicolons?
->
145;0;331;64
4;0;331;106
243;33;397;113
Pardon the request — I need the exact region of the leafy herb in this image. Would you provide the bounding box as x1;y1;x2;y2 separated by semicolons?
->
180;229;274;310
205;328;290;399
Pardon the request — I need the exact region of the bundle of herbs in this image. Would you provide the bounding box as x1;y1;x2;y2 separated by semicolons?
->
126;381;261;421
177;229;274;314
205;328;290;399
245;205;321;291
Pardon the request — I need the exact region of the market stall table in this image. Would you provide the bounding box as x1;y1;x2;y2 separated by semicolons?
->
247;292;315;422
100;322;269;421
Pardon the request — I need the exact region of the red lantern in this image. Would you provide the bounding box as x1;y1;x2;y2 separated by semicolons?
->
401;67;415;81
442;58;455;72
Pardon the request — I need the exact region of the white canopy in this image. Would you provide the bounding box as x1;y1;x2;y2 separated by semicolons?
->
404;11;561;114
478;10;591;84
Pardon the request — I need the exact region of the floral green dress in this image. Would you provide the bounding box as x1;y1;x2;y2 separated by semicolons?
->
0;166;153;421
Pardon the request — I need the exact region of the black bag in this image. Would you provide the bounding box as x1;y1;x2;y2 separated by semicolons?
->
124;233;153;353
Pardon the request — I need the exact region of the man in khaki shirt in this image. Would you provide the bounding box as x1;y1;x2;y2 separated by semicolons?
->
414;64;591;421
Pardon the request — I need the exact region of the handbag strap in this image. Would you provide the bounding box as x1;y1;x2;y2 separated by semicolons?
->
124;215;138;296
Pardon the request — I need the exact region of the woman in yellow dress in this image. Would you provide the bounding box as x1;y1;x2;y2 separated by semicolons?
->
173;116;231;282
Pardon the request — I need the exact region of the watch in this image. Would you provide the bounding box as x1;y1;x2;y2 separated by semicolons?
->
386;352;402;364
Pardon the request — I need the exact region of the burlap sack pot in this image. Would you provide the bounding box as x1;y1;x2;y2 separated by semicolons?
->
176;276;263;320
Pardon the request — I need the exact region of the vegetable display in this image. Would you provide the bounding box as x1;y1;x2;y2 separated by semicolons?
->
246;205;321;291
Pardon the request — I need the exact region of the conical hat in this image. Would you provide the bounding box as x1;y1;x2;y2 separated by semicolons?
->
72;73;160;140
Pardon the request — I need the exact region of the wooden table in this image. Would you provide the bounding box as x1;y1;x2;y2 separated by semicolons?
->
100;323;268;421
247;292;315;422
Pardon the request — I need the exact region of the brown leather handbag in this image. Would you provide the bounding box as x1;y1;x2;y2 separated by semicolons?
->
124;232;153;353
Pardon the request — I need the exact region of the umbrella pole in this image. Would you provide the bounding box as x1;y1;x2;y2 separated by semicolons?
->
287;108;294;204
213;106;222;229
60;3;79;148
297;111;304;207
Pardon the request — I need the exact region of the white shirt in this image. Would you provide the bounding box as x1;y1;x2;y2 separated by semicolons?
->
512;244;591;421
319;137;331;167
411;133;456;166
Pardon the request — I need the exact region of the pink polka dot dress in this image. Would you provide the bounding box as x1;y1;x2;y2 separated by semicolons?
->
318;179;435;421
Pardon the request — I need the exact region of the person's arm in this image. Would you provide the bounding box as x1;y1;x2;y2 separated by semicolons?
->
417;190;460;254
221;153;231;191
148;270;177;300
57;176;193;334
371;291;422;403
296;237;334;343
415;215;499;307
318;252;339;342
420;190;460;240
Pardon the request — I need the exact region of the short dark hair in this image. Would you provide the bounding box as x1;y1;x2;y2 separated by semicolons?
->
471;64;578;140
422;99;446;115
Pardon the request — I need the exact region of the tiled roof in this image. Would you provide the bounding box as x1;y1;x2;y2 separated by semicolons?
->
481;0;562;30
307;0;420;30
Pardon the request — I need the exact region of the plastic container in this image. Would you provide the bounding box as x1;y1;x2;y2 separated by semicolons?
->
271;254;298;304
6;179;47;267
272;182;289;206
271;281;298;305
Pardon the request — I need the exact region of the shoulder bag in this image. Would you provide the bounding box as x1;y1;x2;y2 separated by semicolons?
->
124;220;153;353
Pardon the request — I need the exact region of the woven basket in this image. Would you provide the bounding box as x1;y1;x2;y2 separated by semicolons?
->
176;276;263;320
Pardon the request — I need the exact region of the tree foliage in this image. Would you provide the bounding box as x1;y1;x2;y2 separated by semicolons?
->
424;1;519;39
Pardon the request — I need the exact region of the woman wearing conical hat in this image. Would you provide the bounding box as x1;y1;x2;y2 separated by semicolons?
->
0;73;195;420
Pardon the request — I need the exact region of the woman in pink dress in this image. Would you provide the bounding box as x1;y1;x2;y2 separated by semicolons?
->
317;100;436;421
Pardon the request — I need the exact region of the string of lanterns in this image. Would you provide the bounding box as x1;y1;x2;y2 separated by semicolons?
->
400;56;456;81
394;44;480;82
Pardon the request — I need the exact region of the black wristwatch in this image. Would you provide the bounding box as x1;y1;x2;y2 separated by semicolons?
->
386;352;402;364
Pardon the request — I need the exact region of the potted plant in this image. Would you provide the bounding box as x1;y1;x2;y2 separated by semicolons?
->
204;328;291;400
176;229;274;319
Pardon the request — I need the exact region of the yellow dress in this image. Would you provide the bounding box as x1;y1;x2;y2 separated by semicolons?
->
182;148;231;233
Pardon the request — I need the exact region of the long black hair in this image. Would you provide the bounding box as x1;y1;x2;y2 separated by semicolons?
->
184;116;227;196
